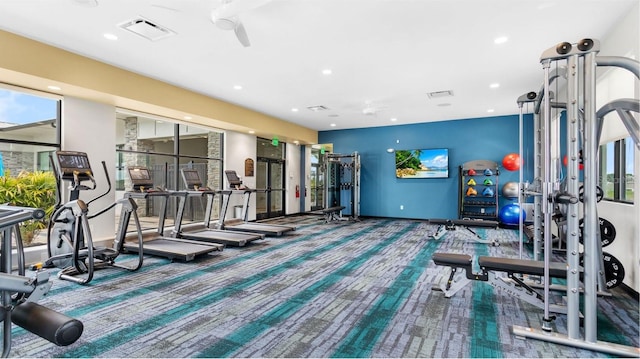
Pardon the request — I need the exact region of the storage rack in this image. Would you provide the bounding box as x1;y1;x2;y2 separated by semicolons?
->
458;159;499;221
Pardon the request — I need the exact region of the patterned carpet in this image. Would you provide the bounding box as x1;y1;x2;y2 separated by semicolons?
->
8;216;640;358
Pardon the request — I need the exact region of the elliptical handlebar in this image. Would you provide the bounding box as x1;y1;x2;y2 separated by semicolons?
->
86;161;111;207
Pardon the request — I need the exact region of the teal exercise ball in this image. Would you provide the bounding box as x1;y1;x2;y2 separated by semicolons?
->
499;203;526;225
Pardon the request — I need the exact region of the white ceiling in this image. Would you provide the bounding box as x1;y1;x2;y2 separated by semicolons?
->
0;0;637;132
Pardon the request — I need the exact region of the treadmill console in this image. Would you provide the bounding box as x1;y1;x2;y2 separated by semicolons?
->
127;166;155;192
181;169;211;191
224;170;246;189
55;151;93;182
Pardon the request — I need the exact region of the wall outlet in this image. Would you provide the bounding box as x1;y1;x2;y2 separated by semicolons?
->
400;205;404;210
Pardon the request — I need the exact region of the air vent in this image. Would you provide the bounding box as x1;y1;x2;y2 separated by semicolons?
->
307;105;329;112
119;17;175;41
427;90;454;99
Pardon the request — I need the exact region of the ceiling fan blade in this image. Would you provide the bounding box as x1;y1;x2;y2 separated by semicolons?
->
234;21;251;47
214;0;271;19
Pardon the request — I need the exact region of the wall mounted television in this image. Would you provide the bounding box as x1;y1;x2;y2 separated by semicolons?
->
395;148;449;178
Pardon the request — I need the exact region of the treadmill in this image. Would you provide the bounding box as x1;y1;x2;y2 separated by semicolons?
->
170;169;265;247
122;166;224;261
218;170;296;237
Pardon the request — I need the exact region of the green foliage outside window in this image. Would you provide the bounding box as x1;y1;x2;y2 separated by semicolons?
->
0;171;56;246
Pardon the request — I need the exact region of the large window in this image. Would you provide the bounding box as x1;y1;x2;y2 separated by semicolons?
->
116;112;223;232
0;85;61;246
600;136;635;203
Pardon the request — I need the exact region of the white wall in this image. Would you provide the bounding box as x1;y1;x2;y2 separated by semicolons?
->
596;3;640;291
304;146;312;212
285;143;301;214
61;96;117;241
224;131;257;220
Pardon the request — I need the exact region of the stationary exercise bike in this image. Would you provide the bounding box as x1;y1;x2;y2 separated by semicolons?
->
43;151;144;284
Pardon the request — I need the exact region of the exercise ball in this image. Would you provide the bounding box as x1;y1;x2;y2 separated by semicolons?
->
499;203;526;225
502;153;522;171
502;182;519;199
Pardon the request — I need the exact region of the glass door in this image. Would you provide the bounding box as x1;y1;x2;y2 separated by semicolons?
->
310;163;324;211
256;158;285;220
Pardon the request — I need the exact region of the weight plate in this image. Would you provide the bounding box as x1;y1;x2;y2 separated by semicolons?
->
602;252;625;289
578;185;603;203
578;217;616;247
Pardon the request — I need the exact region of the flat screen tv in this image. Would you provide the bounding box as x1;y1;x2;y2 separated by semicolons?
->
395;148;449;178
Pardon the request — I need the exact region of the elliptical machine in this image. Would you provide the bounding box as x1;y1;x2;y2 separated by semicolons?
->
43;151;144;284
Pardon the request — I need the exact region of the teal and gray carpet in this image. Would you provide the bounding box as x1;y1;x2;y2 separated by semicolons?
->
9;217;639;358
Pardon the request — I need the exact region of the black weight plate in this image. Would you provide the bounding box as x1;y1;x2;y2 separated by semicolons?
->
578;217;616;247
598;218;616;247
578;185;603;203
602;252;625;289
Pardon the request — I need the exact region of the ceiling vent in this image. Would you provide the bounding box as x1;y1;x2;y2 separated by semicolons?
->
427;90;454;99
307;105;329;112
119;17;175;41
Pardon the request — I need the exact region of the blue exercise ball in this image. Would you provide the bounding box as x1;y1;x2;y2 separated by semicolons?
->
499;203;526;225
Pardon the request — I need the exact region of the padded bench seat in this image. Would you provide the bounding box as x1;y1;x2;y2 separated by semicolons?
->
478;256;568;278
432;253;472;267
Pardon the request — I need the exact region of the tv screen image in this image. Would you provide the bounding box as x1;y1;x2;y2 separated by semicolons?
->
395;148;449;178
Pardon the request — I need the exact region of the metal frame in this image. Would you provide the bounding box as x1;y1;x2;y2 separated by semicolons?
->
512;38;640;357
323;152;360;221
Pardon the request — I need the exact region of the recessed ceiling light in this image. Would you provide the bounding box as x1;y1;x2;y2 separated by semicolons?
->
183;116;192;120
291;108;299;112
233;85;243;90
494;36;508;44
322;69;332;75
47;85;61;91
103;33;118;40
249;130;255;134
489;83;500;89
390;118;397;122
487;109;495;113
330;123;336;127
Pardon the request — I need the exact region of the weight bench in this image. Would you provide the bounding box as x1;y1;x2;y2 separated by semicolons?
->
322;206;345;223
432;252;571;313
428;218;499;245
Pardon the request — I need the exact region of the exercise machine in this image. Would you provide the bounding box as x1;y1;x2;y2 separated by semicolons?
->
43;151;144;284
324;152;360;221
433;39;639;356
218;170;295;236
432;253;570;314
321;206;345;223
170;168;264;247
123;166;224;261
0;204;83;356
427;218;499;246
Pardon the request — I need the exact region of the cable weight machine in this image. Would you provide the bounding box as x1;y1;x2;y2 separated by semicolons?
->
512;38;640;356
324;152;360;221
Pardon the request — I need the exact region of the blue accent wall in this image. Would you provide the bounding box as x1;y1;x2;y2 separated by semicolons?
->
319;114;534;219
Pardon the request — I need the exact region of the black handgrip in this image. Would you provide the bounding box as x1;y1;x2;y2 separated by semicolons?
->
12;302;83;346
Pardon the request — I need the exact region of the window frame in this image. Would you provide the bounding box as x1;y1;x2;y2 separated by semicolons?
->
599;136;634;204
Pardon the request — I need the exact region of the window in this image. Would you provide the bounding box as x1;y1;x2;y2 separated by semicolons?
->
0;86;61;247
116;113;223;232
599;136;635;203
